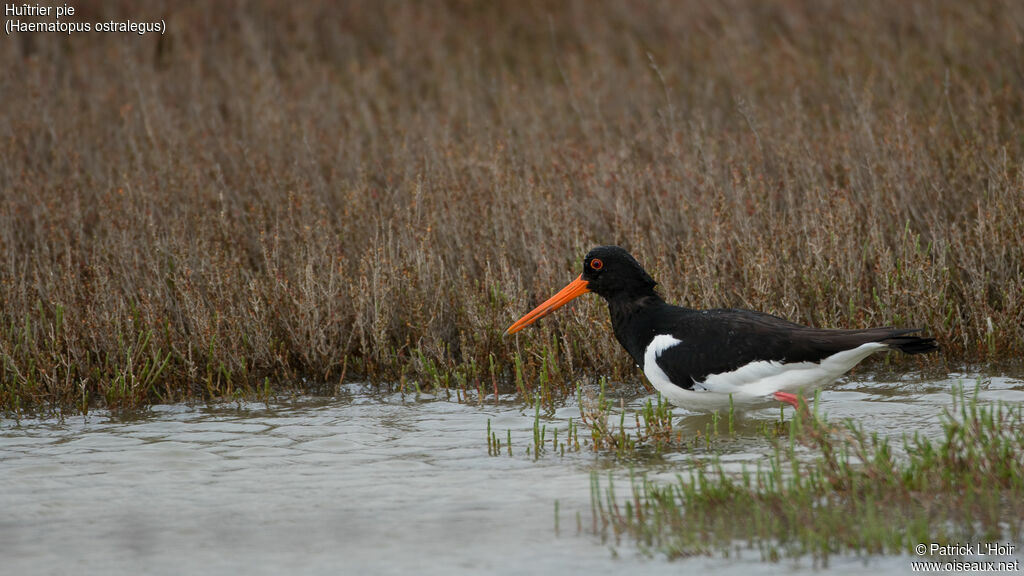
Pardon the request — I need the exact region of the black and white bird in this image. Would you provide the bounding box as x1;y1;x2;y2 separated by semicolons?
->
505;246;938;411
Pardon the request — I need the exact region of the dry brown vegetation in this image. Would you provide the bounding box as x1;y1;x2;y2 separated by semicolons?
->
1;0;1022;411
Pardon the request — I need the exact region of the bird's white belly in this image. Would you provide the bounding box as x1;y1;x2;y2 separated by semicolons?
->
642;335;888;411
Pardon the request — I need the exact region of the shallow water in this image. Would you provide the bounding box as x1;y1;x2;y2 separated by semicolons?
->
2;373;1023;575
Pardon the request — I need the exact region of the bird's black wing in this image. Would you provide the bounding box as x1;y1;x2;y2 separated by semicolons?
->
652;308;931;389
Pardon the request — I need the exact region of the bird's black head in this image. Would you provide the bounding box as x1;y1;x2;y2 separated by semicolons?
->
581;246;658;301
504;245;658;335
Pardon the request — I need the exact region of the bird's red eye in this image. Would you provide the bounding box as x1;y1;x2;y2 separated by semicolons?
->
590;258;603;271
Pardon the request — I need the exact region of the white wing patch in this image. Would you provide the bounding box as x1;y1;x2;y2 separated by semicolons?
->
641;338;890;412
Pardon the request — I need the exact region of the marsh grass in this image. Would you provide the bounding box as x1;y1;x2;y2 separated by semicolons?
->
2;1;1023;412
490;380;790;460
575;379;800;457
590;385;1024;562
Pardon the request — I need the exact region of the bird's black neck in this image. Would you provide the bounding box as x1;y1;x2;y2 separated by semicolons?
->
604;292;672;366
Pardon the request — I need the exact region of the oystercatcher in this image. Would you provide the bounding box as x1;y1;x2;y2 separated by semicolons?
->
506;246;938;411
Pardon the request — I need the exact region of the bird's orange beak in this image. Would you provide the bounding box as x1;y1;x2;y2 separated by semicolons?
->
505;275;590;335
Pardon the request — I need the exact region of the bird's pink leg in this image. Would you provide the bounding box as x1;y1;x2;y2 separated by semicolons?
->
773;391;800;408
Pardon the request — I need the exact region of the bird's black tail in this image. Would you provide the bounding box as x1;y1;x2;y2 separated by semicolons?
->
881;330;939;355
